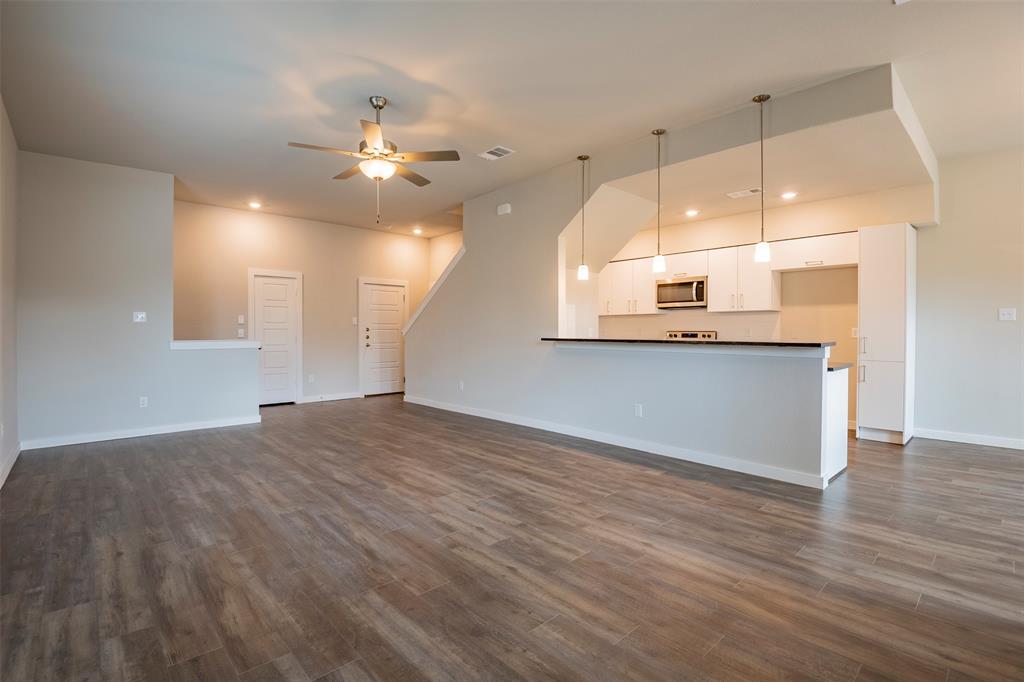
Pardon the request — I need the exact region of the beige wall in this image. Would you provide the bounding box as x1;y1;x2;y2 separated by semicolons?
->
916;147;1023;445
780;268;859;422
17;154;259;446
1;96;18;484
429;231;463;288
173;201;430;400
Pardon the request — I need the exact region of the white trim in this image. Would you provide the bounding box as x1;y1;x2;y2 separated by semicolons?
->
248;268;303;405
403;244;465;335
856;426;908;445
19;415;262;451
915;428;1024;451
296;392;364;404
169;340;260;350
404;395;826;489
358;276;409;397
0;446;21;490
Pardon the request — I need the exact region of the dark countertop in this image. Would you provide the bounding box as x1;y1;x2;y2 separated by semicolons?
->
541;337;837;348
827;362;853;372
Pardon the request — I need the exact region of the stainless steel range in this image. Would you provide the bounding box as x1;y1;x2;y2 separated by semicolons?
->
666;330;718;340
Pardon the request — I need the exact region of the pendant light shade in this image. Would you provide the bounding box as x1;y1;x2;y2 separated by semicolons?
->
652;128;666;273
576;154;590;281
753;240;771;263
753;94;771;263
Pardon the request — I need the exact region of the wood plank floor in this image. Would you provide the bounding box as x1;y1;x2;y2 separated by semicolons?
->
2;395;1022;681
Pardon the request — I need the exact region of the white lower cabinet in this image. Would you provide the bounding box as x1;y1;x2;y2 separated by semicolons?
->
707;246;780;312
857;360;906;434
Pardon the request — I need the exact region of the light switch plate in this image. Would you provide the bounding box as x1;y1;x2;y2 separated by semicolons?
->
237;314;245;324
497;202;512;216
998;307;1017;321
133;311;147;323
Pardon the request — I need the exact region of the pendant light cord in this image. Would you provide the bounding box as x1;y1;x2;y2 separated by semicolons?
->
759;99;765;243
653;129;665;256
581;158;586;264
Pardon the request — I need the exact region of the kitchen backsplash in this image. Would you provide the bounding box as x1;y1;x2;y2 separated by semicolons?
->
599;309;780;340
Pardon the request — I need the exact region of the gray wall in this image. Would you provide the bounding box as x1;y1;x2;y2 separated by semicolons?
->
17;153;258;446
916;147;1024;445
0;96;18;483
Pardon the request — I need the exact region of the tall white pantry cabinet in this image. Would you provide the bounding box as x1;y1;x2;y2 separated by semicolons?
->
857;223;916;444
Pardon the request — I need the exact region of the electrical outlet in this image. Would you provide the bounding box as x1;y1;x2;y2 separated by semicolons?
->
851;327;859;338
497;202;512;216
351;317;358;326
132;311;147;323
237;314;245;324
459;380;465;392
998;307;1017;321
634;403;644;418
236;328;246;338
139;396;148;408
308;374;315;384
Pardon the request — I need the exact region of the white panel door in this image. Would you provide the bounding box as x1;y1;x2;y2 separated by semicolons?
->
857;360;905;432
360;281;406;395
707;247;738;312
858;225;907;362
254;275;299;405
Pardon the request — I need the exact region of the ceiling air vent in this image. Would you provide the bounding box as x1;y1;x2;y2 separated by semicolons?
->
478;146;516;161
726;187;762;199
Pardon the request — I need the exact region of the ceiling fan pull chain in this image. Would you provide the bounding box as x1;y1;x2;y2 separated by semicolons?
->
376;179;382;224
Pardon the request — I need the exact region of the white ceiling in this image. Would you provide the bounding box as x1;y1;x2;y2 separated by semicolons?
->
2;1;1021;237
611;110;932;229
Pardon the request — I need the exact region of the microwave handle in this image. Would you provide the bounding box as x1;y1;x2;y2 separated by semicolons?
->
692;281;698;302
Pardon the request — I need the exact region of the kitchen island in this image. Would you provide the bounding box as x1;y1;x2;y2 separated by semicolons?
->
539;337;848;488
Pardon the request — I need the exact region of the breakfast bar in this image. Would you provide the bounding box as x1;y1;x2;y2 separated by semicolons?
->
540;337;848;488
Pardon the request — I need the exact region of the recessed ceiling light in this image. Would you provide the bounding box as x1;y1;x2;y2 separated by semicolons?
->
780;191;798;200
248;201;262;209
685;209;700;218
412;227;423;235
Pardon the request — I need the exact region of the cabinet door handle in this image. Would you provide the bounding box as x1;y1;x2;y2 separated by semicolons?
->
739;293;744;309
805;259;824;266
861;337;868;354
730;293;736;309
858;365;866;383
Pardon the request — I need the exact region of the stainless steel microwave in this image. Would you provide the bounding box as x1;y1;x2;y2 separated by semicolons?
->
656;276;707;309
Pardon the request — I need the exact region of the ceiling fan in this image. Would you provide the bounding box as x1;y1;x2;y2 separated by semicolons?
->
288;96;460;223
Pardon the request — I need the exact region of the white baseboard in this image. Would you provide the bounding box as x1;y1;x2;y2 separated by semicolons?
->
20;415;262;451
0;446;21;489
915;427;1024;451
404;395;826;489
296;392;363;404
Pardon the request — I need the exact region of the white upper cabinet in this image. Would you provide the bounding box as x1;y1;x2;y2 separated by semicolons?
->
597;258;663;316
707;248;739;312
631;259;660;315
770;232;859;272
707;246;780;312
663;251;709;279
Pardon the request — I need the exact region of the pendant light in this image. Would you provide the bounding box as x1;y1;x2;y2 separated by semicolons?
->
576;154;591;281
651;129;666;273
753;94;772;263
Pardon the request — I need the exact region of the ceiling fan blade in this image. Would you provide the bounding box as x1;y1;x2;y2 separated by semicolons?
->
394;163;431;187
288;141;365;158
332;165;360;180
392;150;460;162
360;120;384;151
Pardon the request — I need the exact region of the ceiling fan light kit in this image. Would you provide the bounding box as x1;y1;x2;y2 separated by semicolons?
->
289;95;460;222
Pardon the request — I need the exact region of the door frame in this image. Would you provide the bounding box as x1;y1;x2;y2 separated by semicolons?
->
248;268;304;404
358;276;409;396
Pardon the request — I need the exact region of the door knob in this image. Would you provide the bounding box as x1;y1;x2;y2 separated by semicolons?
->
365;327;369;332
365;335;369;339
365;343;370;347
